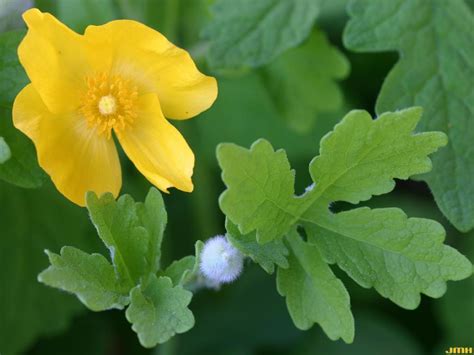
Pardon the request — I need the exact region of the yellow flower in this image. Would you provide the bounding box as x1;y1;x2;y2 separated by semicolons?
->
13;9;217;206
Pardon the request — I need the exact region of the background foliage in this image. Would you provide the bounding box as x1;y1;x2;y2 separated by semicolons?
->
0;0;472;354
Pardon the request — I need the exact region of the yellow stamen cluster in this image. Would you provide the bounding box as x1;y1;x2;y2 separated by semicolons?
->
80;73;138;138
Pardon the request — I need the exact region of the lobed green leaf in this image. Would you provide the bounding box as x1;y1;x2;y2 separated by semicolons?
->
86;187;166;286
159;241;204;286
125;275;195;348
217;107;471;337
306;207;472;309
39;247;130;311
277;229;354;343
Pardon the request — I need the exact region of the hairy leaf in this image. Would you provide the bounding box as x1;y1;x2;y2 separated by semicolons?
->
126;276;194;348
226;219;288;274
277;229;354;342
39;246;130;311
0;30;45;188
217;107;472;313
203;0;319;70
344;0;474;232
262;29;349;133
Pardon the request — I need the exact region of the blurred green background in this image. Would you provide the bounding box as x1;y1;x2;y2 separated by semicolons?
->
0;0;472;354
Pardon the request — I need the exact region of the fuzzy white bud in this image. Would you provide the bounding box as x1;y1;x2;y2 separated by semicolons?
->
200;235;244;285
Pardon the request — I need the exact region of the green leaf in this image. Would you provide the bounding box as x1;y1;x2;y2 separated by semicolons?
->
159;241;204;286
0;136;11;164
344;0;474;232
125;275;195;348
0;182;96;355
86;188;166;286
277;229;354;343
203;0;319;70
38;246;130;311
217;108;446;243
262;29;349;133
86;192;149;287
218;138;299;244
226;218;288;274
136;187;167;274
306;207;472;309
309;107;446;205
217;107;472;311
218;108;446;243
160;256;196;286
0;30;45;188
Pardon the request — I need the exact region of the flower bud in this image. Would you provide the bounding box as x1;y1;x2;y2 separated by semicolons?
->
200;235;244;285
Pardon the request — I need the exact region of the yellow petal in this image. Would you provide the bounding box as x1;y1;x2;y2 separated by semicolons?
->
18;9;89;114
13;84;122;206
84;20;217;120
117;94;194;192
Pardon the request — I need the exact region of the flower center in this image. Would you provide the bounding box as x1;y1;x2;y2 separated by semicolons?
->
98;95;117;115
80;73;138;138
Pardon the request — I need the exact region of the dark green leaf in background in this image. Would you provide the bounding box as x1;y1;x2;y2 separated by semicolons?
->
0;182;97;355
344;0;474;232
436;237;474;348
0;30;45;188
262;29;349;133
177;265;304;355
203;0;319;70
296;311;423;355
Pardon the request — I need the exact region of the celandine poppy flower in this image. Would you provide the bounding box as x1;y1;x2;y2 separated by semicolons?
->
13;9;217;206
